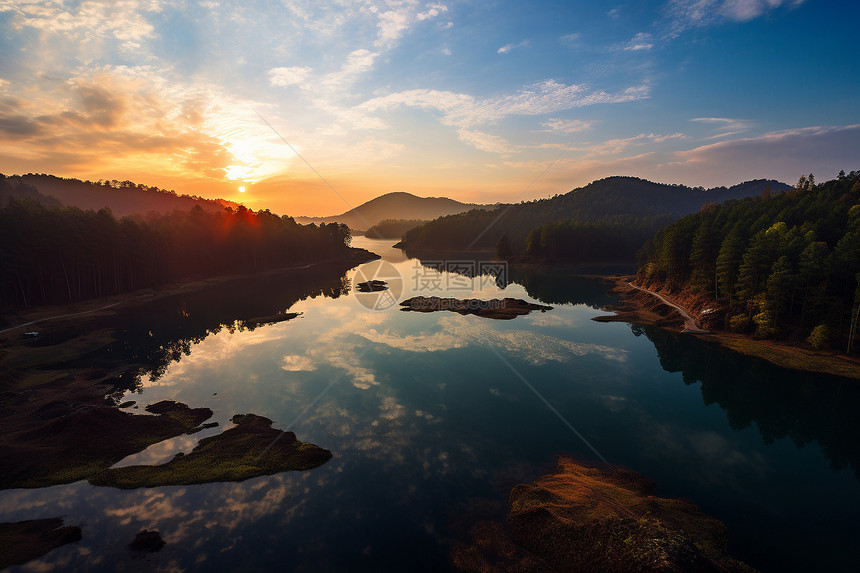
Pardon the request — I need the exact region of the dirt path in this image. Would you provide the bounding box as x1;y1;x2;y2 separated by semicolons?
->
627;282;710;334
0;302;124;335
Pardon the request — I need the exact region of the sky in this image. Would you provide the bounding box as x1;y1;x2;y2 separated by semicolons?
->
0;0;858;216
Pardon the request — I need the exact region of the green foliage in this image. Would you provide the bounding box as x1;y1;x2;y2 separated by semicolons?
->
728;314;751;333
807;324;831;350
519;216;674;264
636;170;860;351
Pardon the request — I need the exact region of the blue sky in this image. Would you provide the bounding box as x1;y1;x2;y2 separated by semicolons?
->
0;0;857;214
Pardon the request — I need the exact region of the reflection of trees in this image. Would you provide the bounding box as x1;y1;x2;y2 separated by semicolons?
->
75;265;352;397
406;252;628;308
642;325;860;479
508;267;623;308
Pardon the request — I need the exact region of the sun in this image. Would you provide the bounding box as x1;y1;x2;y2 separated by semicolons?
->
238;186;246;193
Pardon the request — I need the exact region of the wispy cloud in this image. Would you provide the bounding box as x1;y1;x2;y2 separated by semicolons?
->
588;132;688;155
498;40;529;54
666;0;805;33
457;129;518;153
690;116;753;138
542;118;595;134
618;32;654;51
360;81;649;130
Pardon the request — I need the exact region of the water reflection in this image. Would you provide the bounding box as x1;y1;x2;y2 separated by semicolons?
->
79;263;354;397
642;325;860;478
2;239;860;572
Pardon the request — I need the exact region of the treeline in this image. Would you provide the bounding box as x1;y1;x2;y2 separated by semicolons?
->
0;199;352;311
523;215;675;262
3;173;235;217
637;171;860;352
365;218;427;239
399;176;788;255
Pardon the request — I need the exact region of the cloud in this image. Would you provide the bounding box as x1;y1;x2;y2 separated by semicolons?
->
268;66;313;88
670;123;860;182
542;118;595;134
376;2;448;47
417;3;448;21
690;116;753;138
498;40;529;54
359;315;628;365
360;81;649;129
619;32;654;51
588;132;688;155
666;0;805;32
281;354;316;371
0;67;297;184
457;129;518;153
0;0;163;41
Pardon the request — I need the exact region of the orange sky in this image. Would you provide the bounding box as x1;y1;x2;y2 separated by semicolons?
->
1;1;858;217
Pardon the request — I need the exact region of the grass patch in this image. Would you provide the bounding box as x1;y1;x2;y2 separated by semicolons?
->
90;414;331;489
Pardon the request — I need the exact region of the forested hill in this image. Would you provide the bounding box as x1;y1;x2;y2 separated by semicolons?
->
295;191;491;231
1;174;237;216
0;200;356;312
637;171;860;353
398;176;789;254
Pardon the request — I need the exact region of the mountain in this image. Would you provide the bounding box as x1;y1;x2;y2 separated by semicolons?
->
398;176;791;254
295;191;493;231
3;174;237;216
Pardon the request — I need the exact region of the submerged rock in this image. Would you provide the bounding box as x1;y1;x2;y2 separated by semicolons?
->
452;457;755;572
90;413;331;489
400;296;552;320
129;530;165;553
356;279;389;292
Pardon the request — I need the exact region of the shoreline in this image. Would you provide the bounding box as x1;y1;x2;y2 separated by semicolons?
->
0;248;377;333
597;275;860;380
0;249;378;490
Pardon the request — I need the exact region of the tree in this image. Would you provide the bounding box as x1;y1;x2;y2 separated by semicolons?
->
496;233;513;259
807;324;830;350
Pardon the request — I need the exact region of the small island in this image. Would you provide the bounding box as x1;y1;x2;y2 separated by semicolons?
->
400;296;552;320
453;456;754;572
89;413;332;489
356;279;389;292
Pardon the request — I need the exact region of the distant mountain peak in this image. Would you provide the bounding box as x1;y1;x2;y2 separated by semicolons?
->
295;191;492;231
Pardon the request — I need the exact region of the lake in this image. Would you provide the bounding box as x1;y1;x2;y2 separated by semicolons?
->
2;236;859;572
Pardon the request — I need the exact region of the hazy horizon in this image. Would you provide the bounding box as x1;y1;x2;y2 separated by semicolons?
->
0;0;857;216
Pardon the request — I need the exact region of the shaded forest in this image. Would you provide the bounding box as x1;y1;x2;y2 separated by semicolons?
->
523;215;676;262
365;218;427;239
398;176;788;257
0;199;353;311
637;171;860;352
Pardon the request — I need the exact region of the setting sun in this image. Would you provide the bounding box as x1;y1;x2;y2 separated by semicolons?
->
238;186;246;193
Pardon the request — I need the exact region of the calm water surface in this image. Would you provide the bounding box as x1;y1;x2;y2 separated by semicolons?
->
2;237;859;572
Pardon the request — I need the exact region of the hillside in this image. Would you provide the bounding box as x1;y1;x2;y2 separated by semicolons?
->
636;170;860;352
295;191;492;231
398;176;790;255
4;174;236;217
